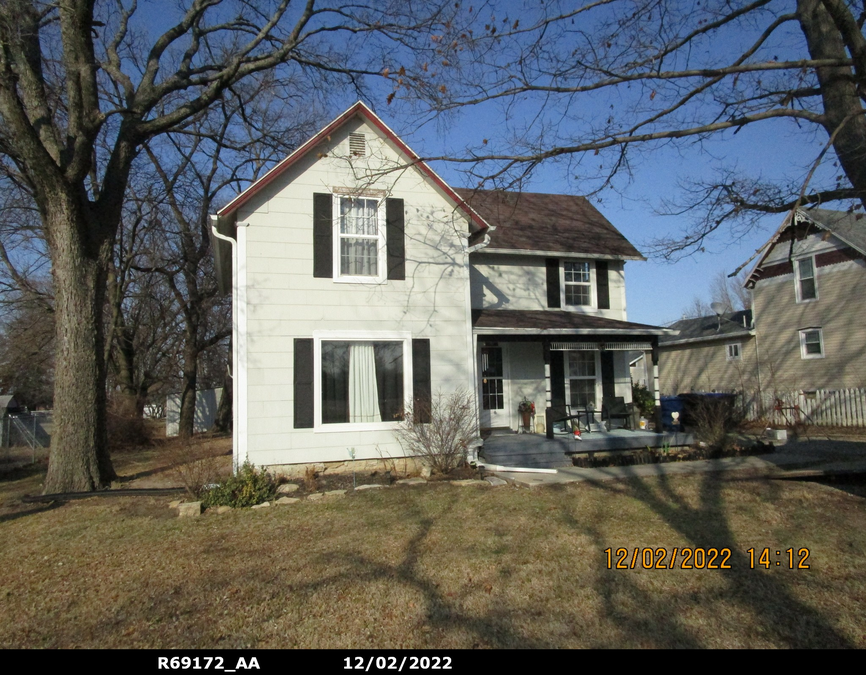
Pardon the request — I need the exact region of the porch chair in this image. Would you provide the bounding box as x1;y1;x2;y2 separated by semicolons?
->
601;396;632;431
546;405;589;440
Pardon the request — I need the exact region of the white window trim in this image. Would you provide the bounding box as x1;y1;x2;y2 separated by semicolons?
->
794;256;818;304
726;343;742;362
560;260;598;312
312;330;412;432
564;349;602;409
332;194;387;284
799;328;824;360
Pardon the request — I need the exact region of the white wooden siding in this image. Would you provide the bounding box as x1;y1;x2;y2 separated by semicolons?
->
239;117;475;467
470;253;628;320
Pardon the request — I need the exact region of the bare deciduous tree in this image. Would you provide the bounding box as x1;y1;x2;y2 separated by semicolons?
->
0;0;459;492
401;0;866;258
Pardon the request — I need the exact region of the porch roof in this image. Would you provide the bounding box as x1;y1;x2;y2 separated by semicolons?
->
472;309;671;336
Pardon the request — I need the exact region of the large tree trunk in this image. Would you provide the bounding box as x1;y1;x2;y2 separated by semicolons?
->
42;198;117;493
178;335;199;439
213;335;233;433
799;0;866;209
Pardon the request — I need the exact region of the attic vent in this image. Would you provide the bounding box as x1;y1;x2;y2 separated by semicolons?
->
349;133;366;156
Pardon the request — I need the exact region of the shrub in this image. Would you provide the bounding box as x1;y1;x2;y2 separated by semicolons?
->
394;389;478;475
631;383;655;418
167;439;228;499
685;394;745;457
201;462;277;508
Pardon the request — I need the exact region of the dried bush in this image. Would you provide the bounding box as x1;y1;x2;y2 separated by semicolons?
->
394;389;478;475
167;439;228;499
201;462;277;508
303;465;318;492
685;394;745;457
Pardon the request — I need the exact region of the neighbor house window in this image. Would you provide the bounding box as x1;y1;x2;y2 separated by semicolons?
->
799;328;824;359
566;351;598;409
726;343;741;362
795;257;817;302
335;196;385;281
563;261;594;307
315;333;410;428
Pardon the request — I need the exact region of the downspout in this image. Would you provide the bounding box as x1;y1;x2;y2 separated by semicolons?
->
466;231;491;460
210;216;243;473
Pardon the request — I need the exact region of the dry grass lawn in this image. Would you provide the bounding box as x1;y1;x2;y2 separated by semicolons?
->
1;438;865;649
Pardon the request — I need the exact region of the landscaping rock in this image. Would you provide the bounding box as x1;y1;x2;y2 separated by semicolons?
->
397;477;426;485
251;501;271;509
324;489;347;498
277;483;299;494
355;484;386;491
485;476;508;486
178;501;202;518
450;479;488;487
168;500;182;509
307;493;324;501
276;497;300;505
215;506;233;514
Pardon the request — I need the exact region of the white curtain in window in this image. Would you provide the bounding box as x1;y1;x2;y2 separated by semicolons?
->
348;342;381;423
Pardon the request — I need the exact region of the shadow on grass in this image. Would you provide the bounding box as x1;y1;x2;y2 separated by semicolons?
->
0;500;62;524
568;469;853;648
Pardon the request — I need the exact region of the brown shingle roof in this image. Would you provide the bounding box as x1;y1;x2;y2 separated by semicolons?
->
455;189;644;259
472;309;668;335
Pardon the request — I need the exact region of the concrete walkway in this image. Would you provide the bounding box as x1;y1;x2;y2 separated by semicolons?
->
491;435;866;488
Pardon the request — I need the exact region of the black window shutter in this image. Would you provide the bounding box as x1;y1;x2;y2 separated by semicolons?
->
550;350;566;407
600;351;616;401
546;258;561;308
596;260;610;309
313;193;332;278
294;339;314;428
412;339;432;423
386;198;405;280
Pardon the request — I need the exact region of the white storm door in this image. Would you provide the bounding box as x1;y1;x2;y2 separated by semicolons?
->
480;345;509;428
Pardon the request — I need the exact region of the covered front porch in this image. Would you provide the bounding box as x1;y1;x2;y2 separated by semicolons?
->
473;309;671;439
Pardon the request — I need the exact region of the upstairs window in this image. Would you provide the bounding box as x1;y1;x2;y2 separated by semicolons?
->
799;328;824;359
336;197;385;281
726;343;741;361
563;261;593;307
795;257;817;302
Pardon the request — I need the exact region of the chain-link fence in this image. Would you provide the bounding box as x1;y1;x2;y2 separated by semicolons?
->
1;411;52;465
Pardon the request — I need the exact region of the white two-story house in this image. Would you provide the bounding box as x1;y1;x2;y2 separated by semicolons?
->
211;102;668;473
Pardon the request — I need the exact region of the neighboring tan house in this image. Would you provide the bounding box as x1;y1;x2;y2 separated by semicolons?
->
658;309;757;395
210;102;667;473
743;208;866;394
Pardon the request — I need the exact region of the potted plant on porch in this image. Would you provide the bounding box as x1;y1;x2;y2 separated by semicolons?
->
518;398;536;433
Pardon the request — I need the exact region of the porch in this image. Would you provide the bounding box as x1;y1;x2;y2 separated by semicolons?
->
479;428;695;469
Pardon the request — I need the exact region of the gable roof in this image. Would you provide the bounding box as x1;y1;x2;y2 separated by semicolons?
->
216;101;487;230
745;207;866;287
660;309;753;346
454;189;644;259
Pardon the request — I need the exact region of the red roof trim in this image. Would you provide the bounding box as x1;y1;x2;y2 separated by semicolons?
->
216;101;488;231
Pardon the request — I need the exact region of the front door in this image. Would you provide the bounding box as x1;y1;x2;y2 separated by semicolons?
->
480;345;508;428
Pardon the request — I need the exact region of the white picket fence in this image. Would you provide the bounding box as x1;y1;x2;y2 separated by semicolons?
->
741;388;866;428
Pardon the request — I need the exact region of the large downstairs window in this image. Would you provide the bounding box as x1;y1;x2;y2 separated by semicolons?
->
314;332;411;429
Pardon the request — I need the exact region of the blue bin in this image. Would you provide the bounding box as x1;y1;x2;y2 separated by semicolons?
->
660;396;686;432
